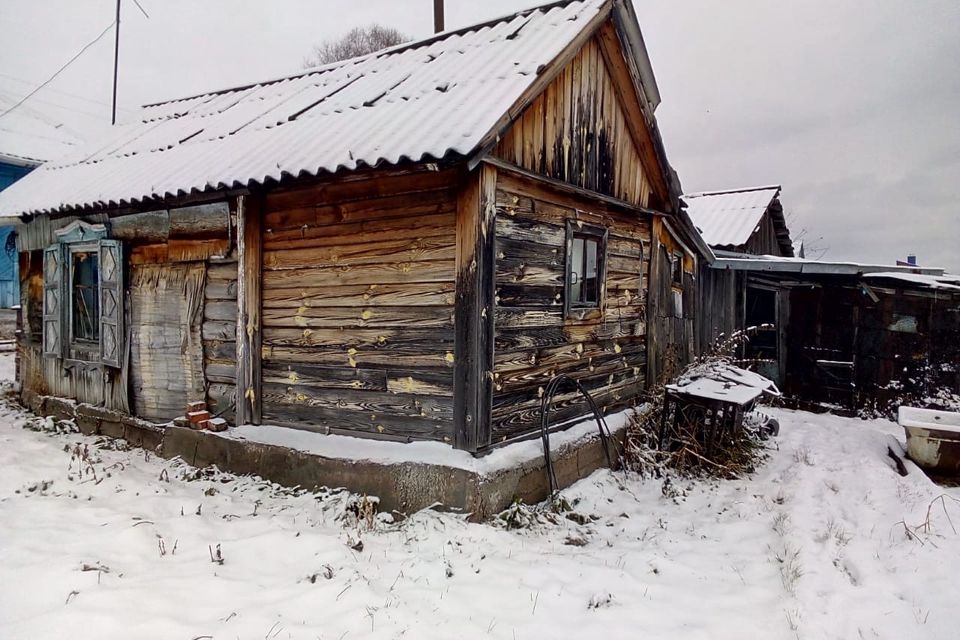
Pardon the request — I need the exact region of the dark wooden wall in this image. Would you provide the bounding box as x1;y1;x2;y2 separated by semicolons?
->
494;36;656;210
744;211;786;257
647;219;697;386
258;169;460;442
696;265;746;355
490;169;649;444
785;279;960;409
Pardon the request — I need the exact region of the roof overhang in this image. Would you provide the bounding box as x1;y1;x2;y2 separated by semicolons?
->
0;153;42;169
712;254;945;277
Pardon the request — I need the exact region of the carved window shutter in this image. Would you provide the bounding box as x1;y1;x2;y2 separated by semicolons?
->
98;239;123;368
43;244;65;357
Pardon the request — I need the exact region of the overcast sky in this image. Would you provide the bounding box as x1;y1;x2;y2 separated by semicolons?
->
1;0;957;271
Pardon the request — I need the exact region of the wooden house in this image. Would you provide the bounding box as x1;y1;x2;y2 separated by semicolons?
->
0;0;710;457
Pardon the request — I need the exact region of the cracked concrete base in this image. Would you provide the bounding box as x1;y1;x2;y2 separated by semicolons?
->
23;391;626;520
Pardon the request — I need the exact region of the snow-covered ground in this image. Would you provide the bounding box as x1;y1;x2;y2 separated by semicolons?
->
1;353;958;640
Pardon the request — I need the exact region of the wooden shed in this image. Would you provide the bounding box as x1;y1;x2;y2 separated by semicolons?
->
709;257;960;411
687;185;794;379
0;0;709;457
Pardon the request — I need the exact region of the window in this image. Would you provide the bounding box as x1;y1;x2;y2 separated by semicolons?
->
565;221;607;316
43;221;124;368
671;251;684;288
70;249;99;342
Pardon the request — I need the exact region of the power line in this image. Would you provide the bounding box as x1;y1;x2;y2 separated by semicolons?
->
0;72;133;113
0;21;116;122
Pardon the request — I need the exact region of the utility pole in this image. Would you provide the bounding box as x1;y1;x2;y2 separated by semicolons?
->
433;0;444;33
111;0;120;125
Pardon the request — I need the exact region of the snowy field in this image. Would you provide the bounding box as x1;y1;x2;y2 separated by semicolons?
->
1;353;958;640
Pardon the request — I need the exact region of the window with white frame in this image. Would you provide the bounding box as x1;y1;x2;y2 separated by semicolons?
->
565;220;608;316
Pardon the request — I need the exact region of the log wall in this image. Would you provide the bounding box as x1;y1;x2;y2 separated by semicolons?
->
204;261;238;421
490;170;649;443
18;203;235;423
259;169;460;442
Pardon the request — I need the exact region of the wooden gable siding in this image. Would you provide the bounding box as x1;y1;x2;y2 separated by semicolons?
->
491;169;649;443
744;211;785;257
493;35;655;210
258;169;460;442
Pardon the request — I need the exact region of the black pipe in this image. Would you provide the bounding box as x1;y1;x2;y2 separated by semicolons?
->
537;374;617;495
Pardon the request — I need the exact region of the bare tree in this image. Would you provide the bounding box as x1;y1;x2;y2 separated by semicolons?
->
303;24;409;67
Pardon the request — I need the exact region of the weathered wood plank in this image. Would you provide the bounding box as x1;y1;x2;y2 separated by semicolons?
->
262;327;454;350
262;260;455;289
169;202;230;239
264;167;459;213
263;345;454;369
263;364;387;391
263;212;455;250
453;164;497;451
236;194;263;425
261;408;451;442
263;236;455;271
262;305;454;329
110;211;170;243
263;282;455;309
262;383;453;420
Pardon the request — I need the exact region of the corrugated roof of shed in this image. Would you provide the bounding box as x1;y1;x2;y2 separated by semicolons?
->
0;0;616;218
682;185;781;248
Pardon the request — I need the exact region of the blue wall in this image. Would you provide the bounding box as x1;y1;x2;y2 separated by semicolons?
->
0;161;30;308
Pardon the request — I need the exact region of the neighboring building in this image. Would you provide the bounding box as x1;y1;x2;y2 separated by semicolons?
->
684;185;793;257
686;185;793;378
0;98;81;308
0;0;710;506
690;184;960;410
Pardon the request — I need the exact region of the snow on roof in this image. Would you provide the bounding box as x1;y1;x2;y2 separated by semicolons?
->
682;185;781;248
667;362;780;406
712;254;949;277
862;272;960;292
0;0;615;218
0;97;82;167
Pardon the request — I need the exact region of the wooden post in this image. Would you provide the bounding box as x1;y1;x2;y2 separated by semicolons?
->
235;194;263;425
433;0;445;33
453;165;496;452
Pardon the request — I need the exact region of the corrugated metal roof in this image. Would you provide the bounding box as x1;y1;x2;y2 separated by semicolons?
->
682;185;781;248
712;254;946;277
0;0;609;218
0;97;82;167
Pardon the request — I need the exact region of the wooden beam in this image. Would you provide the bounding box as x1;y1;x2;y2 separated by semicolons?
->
453;164;497;452
646;215;662;387
235;194;263;425
482;156;663;219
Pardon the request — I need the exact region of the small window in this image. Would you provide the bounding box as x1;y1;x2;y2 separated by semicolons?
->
565;221;607;315
71;250;99;343
671;252;684;288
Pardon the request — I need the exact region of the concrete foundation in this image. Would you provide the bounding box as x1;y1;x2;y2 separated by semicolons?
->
22;391;627;520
